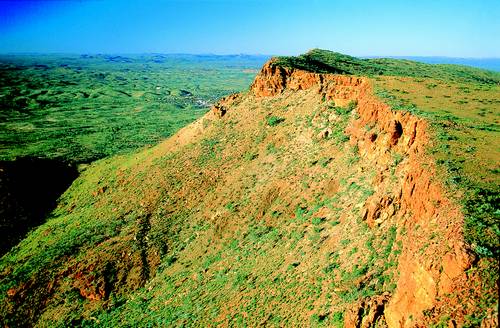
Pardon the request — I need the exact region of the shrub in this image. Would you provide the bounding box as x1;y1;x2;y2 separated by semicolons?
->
312;217;324;225
331;311;344;327
243;152;258;161
266;116;285;126
347;100;358;111
266;143;279;154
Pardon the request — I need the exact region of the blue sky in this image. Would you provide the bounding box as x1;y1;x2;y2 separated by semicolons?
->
0;0;499;57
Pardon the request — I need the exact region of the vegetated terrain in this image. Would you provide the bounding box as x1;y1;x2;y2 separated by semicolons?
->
277;49;500;257
275;49;500;83
0;50;498;327
373;56;500;72
0;54;267;256
0;54;267;163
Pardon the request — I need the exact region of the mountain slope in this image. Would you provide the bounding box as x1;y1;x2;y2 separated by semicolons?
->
0;52;498;327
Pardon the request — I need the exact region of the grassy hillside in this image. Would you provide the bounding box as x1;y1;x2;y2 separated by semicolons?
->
276;49;500;84
0;54;268;258
0;51;498;326
0;92;410;327
373;76;499;257
277;49;499;257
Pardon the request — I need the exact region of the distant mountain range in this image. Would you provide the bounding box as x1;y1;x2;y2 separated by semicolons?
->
3;53;499;72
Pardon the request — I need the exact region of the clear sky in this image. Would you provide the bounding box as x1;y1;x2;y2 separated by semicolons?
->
0;0;499;57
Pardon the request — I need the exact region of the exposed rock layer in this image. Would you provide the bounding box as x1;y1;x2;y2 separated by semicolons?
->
251;60;475;327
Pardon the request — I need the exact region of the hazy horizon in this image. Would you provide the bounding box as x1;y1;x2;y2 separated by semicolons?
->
2;52;499;72
1;52;500;59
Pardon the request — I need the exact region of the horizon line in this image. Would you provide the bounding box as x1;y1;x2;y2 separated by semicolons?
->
1;52;500;60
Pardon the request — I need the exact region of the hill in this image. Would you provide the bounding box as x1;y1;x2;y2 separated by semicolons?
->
0;54;267;259
0;50;498;327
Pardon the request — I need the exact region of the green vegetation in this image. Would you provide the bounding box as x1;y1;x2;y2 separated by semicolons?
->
275;49;500;84
0;50;498;326
285;49;499;258
0;54;266;163
373;78;499;258
0;53;267;262
0;66;406;325
266;115;285;126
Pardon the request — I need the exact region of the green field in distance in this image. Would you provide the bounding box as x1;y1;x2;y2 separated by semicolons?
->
0;54;268;163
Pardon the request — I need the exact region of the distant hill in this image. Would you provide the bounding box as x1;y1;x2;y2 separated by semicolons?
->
370;56;500;72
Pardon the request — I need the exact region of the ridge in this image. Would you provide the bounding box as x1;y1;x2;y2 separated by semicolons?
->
0;51;497;327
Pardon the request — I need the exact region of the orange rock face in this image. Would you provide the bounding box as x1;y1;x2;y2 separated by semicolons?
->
251;60;363;103
251;60;478;327
211;93;241;118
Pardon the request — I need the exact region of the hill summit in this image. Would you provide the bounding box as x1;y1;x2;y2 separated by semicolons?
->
0;50;498;327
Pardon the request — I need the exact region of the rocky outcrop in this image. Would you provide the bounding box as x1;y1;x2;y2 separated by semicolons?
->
251;60;363;106
352;76;475;328
251;59;476;327
344;293;391;328
211;93;241;118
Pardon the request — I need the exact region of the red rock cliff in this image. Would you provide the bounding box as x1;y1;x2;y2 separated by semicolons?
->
251;59;479;328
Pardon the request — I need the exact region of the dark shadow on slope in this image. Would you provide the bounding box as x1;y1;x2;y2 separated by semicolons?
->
0;157;79;256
